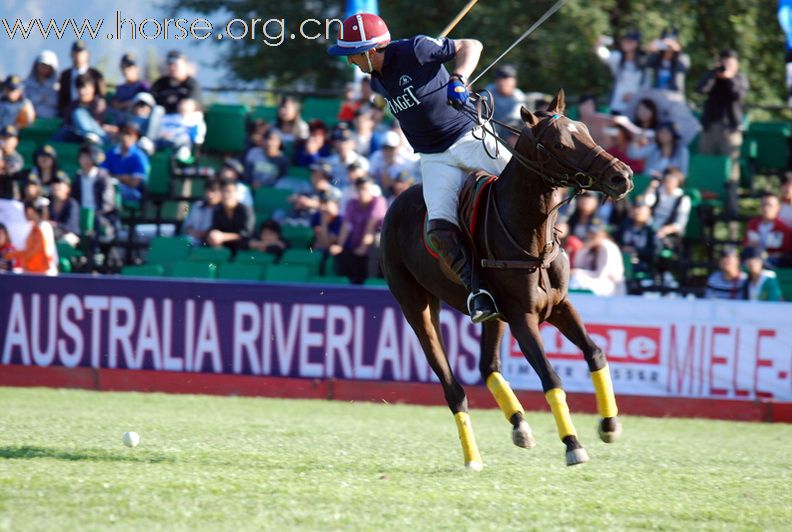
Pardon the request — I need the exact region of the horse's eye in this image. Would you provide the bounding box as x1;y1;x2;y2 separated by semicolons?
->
554;143;564;150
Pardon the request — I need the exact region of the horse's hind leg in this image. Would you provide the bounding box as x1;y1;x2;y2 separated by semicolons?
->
509;315;588;466
479;320;535;448
388;269;483;470
548;300;622;443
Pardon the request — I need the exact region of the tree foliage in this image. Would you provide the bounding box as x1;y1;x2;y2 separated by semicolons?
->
171;0;787;106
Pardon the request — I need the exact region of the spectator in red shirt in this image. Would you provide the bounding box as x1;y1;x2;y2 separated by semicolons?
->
606;123;644;173
329;176;387;284
744;193;792;267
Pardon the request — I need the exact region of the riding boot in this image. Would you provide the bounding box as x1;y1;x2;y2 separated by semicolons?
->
427;219;501;323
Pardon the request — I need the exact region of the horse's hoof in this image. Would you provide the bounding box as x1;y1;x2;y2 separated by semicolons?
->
465;461;484;472
566;448;589;466
512;420;536;449
598;417;622;443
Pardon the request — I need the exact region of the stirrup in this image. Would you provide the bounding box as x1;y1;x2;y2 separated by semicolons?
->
466;289;501;324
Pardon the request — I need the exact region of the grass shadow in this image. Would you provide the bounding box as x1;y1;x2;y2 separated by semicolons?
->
0;445;173;463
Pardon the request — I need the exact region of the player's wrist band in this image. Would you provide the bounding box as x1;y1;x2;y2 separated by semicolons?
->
450;73;467;85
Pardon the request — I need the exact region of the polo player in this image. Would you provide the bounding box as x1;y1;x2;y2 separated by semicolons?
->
328;13;511;323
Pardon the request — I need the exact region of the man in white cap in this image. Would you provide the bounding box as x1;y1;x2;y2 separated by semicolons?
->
369;129;419;194
328;13;510;322
24;50;60;119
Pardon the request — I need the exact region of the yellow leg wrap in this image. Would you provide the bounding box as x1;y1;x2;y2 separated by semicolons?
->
545;388;577;440
486;372;525;422
591;365;618;418
454;412;482;466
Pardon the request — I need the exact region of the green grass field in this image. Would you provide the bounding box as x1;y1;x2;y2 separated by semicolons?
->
1;387;790;531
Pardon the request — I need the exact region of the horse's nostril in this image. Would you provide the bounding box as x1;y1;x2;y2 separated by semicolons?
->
610;175;628;186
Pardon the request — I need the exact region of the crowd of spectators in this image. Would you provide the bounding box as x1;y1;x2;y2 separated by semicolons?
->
0;33;789;302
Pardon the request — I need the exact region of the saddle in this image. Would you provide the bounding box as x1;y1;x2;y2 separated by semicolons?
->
424;169;562;320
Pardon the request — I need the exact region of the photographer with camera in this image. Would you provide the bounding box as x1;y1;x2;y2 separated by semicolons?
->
696;49;748;191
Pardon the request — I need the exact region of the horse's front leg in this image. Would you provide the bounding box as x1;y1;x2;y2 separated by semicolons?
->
548;299;622;443
478;319;535;448
507;313;589;466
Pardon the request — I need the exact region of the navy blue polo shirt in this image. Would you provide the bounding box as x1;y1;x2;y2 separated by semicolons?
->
370;35;475;154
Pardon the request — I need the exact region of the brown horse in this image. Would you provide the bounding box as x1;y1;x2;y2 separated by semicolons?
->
380;90;634;469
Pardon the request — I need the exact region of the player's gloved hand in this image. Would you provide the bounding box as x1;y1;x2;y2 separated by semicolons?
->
447;73;469;110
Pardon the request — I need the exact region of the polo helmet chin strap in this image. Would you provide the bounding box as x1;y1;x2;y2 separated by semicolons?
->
365;49;374;73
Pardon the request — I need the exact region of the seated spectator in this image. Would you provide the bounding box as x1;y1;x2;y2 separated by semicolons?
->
615;202;656;276
338;81;362;123
1;125;24;174
605;122;644;173
743;193;792;267
156;98;206;161
0;157;20;200
0;223;17;271
58;40;106;118
242;119;270;166
352;108;379;156
324;125;369;189
21;174;49;213
561;192;601;258
485;65;527;137
72;144;118;241
3;201;58;275
151;51;202;114
181;179;221;246
102;122;150;206
249;219;288;261
632;98;659;131
642;29;690;97
57;73;112;144
127;92;165;155
48;174;80;245
569;220;626;296
779;176;792;227
0;75;35;130
294;119;332;167
370;130;419;196
628;121;689;177
110;53;150;117
705;248;747;300
206;178;254;254
311;192;343;265
218;158;254;209
245;128;289;189
329;176;387;284
643;166;691;250
287;162;342;225
576;94;613;148
742;248;783;302
387;171;416;205
697;49;748;183
29;144;68;192
273;95;309;144
23;50;59;120
595;31;644;116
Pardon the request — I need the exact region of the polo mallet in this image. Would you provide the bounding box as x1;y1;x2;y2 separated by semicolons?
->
439;0;480;38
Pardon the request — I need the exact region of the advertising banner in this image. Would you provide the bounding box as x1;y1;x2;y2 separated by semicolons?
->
1;275;790;403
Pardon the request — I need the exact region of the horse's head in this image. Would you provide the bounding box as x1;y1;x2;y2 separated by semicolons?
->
515;89;633;200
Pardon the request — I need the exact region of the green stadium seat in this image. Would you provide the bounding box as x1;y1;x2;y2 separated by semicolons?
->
121;264;165;277
56;241;83;259
682;188;703;240
170;261;217;279
622;252;635;282
254;187;292;220
249;105;278;123
264;264;310;283
746;121;790;174
189;246;232;263
775;268;792;301
218;262;264;281
686;154;731;205
281;224;315;248
309;275;350;285
280;249;323;275
288;166;312;181
628;174;653;200
19;117;61;145
301;98;342;125
204;104;249;153
16;139;36;169
147;150;172;196
147;236;191;264
363;277;389;287
234;250;276;267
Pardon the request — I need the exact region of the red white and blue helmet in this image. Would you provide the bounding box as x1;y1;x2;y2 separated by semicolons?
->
328;13;391;56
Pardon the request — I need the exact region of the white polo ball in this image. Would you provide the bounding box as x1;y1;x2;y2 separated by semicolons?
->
122;431;140;448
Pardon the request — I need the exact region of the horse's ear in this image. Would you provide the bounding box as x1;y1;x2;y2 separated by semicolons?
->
520;106;539;127
548;88;566;114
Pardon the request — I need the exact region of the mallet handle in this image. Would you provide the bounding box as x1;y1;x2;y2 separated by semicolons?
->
438;0;479;38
